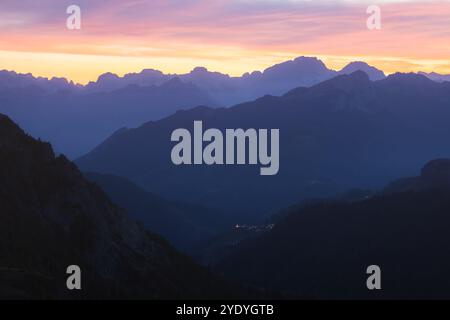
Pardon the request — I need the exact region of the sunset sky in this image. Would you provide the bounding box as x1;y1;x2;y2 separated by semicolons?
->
0;0;449;84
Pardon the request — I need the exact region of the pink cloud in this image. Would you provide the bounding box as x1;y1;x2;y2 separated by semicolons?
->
0;0;449;79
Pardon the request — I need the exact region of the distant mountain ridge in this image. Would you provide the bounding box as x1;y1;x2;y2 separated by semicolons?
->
76;71;450;222
0;76;216;158
0;70;78;93
79;57;387;105
338;61;385;80
418;71;450;83
0;57;445;158
4;59;448;100
1;57;386;98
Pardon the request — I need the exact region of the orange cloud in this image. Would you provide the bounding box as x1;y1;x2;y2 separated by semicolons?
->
0;0;449;83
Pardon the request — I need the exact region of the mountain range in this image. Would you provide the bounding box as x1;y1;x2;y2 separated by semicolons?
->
84;59;386;106
3;57;449;160
0;70;78;93
76;71;450;222
0;57;389;158
2;57;450;299
0;77;216;158
418;71;450;83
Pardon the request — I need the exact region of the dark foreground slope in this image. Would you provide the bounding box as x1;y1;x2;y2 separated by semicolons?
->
83;172;232;252
217;159;450;299
0;114;246;299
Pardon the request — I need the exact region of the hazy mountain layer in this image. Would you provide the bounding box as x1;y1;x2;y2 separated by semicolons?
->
77;71;450;221
0;57;387;158
0;78;215;158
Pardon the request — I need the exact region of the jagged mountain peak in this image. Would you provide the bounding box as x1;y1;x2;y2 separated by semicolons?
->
263;56;332;78
191;66;209;74
339;61;385;80
293;56;327;66
139;68;165;75
418;71;450;83
385;72;433;83
311;70;371;92
96;72;120;81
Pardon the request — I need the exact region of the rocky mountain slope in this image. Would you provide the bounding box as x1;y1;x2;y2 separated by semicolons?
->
0;114;246;299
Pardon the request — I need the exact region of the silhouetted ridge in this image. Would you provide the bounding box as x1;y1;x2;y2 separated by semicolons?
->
3;57;424;158
77;73;450;219
0;113;249;299
217;160;450;299
419;71;450;83
421;159;450;184
324;70;371;87
339;61;385;80
384;72;435;87
97;72;120;82
283;71;371;99
263;56;330;80
383;159;450;194
0;114;55;162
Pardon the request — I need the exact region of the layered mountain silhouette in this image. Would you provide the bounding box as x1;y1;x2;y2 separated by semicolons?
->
0;70;78;93
418;71;450;83
0;114;248;299
76;71;450;222
217;159;450;299
0;77;216;158
84;172;232;252
1;57;446;176
338;61;385;80
84;57;386;105
3;55;450;300
0;57;387;158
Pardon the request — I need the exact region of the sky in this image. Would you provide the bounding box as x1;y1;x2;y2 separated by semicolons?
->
0;0;449;84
